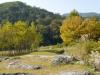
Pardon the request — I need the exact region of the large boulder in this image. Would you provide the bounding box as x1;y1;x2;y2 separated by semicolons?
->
52;55;74;65
59;71;92;75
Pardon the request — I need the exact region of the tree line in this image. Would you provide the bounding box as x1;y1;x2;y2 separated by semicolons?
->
0;21;42;55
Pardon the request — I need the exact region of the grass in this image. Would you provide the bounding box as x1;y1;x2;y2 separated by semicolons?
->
0;45;96;75
38;46;64;54
0;45;64;56
0;64;93;75
30;52;57;55
0;52;94;75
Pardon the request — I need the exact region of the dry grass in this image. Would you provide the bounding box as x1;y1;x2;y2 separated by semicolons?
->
30;52;57;55
0;53;93;75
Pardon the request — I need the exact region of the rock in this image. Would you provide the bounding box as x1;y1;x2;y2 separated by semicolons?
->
89;51;100;71
59;71;92;75
20;64;42;70
7;60;21;69
7;62;42;70
0;57;10;62
33;65;42;70
0;73;34;75
52;55;74;65
93;62;100;71
76;61;85;65
95;72;100;75
19;64;34;70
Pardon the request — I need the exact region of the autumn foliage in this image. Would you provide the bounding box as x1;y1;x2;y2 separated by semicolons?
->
60;10;100;45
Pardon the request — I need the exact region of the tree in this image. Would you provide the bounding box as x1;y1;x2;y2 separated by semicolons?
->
95;21;100;40
50;19;62;44
0;21;14;50
80;17;97;40
60;10;100;45
27;22;42;49
69;9;80;17
0;1;63;45
0;21;42;55
60;11;82;44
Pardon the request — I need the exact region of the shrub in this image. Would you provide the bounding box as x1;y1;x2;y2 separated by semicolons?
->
66;41;98;61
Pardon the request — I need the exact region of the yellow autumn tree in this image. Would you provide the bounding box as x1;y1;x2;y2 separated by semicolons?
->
60;10;100;45
60;10;83;44
80;17;100;40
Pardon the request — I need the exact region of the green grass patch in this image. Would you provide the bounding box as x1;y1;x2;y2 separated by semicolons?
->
38;46;64;54
30;52;57;55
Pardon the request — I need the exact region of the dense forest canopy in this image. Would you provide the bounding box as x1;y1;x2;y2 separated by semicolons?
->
0;1;100;46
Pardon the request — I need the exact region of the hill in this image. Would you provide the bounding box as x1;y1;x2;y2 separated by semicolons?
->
63;12;100;19
0;1;62;25
79;12;100;17
0;1;63;45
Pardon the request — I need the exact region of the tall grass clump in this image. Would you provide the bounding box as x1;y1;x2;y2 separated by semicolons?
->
66;41;99;62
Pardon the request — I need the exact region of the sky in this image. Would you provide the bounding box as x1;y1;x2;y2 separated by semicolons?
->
0;0;100;15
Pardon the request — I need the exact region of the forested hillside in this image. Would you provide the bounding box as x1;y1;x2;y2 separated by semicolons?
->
0;1;63;45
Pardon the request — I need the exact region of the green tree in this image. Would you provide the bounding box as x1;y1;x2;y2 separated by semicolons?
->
69;9;80;17
50;19;62;44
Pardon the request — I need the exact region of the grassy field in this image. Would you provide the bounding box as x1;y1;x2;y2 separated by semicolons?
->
0;52;93;75
0;46;96;75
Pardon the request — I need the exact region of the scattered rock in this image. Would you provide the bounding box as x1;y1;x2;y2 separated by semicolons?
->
52;55;74;65
20;64;42;70
7;60;21;69
7;61;42;70
19;64;34;70
59;71;92;75
0;73;34;75
0;57;10;62
89;51;100;71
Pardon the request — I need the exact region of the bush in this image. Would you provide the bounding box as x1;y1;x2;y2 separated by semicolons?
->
66;41;99;60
